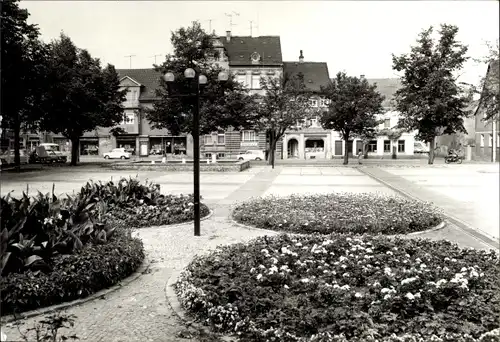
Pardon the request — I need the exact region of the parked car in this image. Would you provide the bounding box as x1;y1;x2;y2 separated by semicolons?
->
236;150;265;161
103;148;131;159
1;150;29;165
414;141;429;154
30;144;67;164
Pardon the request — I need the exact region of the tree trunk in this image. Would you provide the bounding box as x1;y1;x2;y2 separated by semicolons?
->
13;119;21;172
343;135;349;165
428;136;436;165
70;136;80;166
267;131;276;168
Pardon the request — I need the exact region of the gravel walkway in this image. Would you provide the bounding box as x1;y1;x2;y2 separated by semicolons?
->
1;216;278;342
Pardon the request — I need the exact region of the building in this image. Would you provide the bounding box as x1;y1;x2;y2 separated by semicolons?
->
201;31;284;159
473;60;499;161
282;51;332;159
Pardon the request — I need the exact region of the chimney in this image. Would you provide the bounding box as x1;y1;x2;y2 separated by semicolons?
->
226;31;231;42
299;50;304;64
360;74;365;79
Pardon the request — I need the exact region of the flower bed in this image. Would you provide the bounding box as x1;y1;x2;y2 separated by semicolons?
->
232;193;443;235
0;176;208;315
176;234;500;342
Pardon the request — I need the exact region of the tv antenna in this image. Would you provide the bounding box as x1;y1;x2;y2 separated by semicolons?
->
124;55;136;69
150;54;162;64
225;11;239;30
249;20;258;36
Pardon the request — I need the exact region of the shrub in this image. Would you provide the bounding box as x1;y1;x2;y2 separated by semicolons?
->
176;234;500;342
232;193;443;235
1;231;144;315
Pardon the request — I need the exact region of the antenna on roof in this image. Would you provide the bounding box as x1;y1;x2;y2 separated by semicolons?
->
249;20;258;37
225;11;239;31
149;54;162;64
124;55;136;69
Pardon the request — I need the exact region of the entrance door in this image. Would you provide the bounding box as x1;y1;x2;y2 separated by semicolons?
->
334;141;342;155
356;141;363;155
347;140;354;156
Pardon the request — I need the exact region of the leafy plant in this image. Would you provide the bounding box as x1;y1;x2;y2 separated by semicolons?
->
15;313;79;342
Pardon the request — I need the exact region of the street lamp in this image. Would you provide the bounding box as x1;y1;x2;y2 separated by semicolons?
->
163;68;229;236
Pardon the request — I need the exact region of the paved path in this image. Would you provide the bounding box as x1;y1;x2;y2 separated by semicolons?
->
1;166;497;341
361;165;500;246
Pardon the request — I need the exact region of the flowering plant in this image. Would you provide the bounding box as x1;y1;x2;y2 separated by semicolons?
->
176;234;499;341
232;193;443;235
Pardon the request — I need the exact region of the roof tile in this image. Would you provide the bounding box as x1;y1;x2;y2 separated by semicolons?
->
117;69;162;100
219;35;283;66
284;61;330;92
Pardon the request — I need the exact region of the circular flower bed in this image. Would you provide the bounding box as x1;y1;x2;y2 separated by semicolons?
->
176;234;500;342
232;193;443;235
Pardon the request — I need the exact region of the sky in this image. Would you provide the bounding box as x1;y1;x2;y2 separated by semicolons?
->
21;0;499;87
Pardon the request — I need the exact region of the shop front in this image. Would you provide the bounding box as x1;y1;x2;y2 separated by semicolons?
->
116;135;137;155
80;138;99;155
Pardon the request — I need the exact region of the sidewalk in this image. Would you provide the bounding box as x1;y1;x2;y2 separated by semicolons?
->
360;167;499;249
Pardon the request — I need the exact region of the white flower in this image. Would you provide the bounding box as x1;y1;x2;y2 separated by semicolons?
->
386;251;393;256
384;267;392;275
405;292;415;300
295;242;302;247
401;277;418;285
300;278;310;283
284;285;289;289
250;268;255;273
340;285;350;290
420;263;426;269
383;294;392;300
470;270;479;278
342;273;349;278
460;267;468;272
354;292;363;298
56;213;63;220
256;274;263;281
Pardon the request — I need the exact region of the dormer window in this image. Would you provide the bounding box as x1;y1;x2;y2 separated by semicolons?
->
251;52;260;64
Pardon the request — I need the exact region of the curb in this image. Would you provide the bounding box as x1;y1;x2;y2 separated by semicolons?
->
359;168;500;250
1;257;151;324
229;215;447;238
165;269;238;342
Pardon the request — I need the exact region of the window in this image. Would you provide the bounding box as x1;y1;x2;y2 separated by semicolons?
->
384;119;391;128
310;117;318;127
398;140;405;153
384;140;391;152
497;134;500;147
480;134;485;147
204;153;212;158
122;113;134;124
489;134;493;147
237;75;247;87
367;140;377;152
242;130;257;141
217;152;225;158
204;135;213;145
309;99;318;107
319;99;329;107
217;133;225;144
251;75;261;89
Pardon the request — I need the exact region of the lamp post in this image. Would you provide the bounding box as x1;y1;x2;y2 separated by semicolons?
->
163;68;229;236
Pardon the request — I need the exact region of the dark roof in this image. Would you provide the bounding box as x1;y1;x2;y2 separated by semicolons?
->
116;68;162;100
283;62;330;92
218;35;282;66
366;78;401;108
474;59;499;117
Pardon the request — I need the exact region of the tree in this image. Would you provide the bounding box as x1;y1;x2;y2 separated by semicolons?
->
146;23;257;140
392;24;472;164
319;72;385;165
471;40;499;121
40;34;126;165
1;0;49;170
256;73;313;168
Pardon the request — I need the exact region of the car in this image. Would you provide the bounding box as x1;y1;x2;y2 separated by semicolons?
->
1;149;29;165
103;148;131;159
414;141;429;154
38;143;68;163
236;150;265;161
